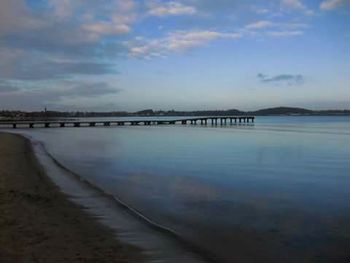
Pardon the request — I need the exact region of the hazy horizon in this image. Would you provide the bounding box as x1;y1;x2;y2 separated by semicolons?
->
0;0;349;111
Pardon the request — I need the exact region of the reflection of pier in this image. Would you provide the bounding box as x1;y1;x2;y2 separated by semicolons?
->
0;116;255;129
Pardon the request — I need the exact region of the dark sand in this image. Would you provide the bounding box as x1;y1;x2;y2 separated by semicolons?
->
0;133;143;263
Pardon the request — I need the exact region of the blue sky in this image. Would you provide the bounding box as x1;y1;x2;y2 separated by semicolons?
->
0;0;349;111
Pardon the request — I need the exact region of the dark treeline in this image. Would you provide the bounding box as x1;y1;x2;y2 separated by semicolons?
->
1;107;350;120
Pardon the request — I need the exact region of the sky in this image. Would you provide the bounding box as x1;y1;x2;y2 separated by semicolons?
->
0;0;349;111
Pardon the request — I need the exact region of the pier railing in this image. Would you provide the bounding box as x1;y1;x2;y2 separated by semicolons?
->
0;116;255;129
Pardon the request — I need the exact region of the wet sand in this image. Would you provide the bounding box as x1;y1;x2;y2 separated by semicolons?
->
0;132;143;262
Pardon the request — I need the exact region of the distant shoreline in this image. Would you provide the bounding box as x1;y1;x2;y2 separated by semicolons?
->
1;106;350;120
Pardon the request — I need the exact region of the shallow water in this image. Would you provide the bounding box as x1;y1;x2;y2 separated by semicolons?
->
31;140;204;263
7;116;350;262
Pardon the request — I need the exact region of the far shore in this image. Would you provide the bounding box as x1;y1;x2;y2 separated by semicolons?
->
0;132;143;263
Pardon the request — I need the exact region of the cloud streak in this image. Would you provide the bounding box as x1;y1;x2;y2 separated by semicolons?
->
266;30;303;37
245;20;308;30
281;0;314;15
129;30;242;58
147;1;197;16
245;20;274;29
258;73;305;85
130;19;307;58
243;20;307;39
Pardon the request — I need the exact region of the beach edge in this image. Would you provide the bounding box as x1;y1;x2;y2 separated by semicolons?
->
0;132;144;263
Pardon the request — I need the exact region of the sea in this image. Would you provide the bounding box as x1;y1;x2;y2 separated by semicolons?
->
5;116;350;262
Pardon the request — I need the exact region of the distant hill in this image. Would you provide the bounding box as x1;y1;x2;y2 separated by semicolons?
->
251;107;313;116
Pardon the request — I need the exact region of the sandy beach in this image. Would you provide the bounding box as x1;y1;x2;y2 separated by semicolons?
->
0;132;143;263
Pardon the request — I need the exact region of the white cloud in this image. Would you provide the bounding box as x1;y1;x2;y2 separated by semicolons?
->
0;0;137;44
83;22;131;38
129;30;241;58
281;0;314;15
245;21;274;30
320;0;346;10
267;30;304;37
128;18;307;58
242;19;306;38
244;20;308;32
82;0;137;39
147;1;196;17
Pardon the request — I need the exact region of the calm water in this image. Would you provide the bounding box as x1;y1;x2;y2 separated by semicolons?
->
13;116;350;262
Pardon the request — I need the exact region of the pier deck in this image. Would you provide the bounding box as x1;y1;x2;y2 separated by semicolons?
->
0;116;255;129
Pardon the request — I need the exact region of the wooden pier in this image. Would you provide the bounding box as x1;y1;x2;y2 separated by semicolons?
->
0;116;255;129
